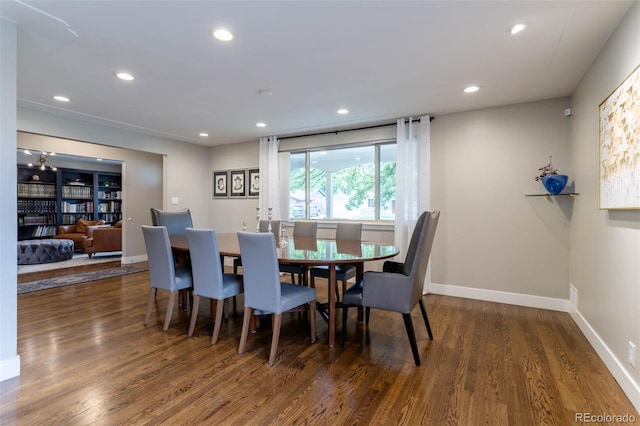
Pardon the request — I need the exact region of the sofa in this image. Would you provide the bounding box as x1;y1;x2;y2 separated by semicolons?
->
54;219;106;251
84;220;123;258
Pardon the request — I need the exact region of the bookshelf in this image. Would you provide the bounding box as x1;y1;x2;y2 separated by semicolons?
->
59;169;95;225
17;167;58;240
17;166;122;239
97;172;123;225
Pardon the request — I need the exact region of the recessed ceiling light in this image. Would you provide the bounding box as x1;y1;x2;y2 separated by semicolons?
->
337;108;349;114
508;23;527;35
258;89;272;96
464;85;481;93
53;95;70;102
211;28;233;41
199;132;209;137
115;72;134;81
256;122;266;128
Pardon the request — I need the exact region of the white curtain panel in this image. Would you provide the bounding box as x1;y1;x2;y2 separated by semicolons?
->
259;136;282;220
395;115;431;292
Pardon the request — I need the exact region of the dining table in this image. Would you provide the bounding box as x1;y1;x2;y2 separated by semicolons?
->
170;232;398;347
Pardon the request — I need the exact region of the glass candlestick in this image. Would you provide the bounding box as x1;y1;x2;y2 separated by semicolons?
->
268;207;273;233
242;220;247;231
255;208;261;232
279;224;288;248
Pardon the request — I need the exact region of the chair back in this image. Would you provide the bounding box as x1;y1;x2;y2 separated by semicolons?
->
237;232;282;312
186;228;225;299
259;220;281;234
407;211;440;306
150;208;193;236
336;222;362;241
142;225;178;291
402;212;429;275
293;221;317;238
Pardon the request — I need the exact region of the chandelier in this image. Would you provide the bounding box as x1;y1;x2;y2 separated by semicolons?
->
25;150;57;171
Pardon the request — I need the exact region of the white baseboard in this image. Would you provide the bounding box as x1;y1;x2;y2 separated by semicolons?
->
428;282;571;312
428;282;640;413
0;355;20;382
121;254;147;264
568;306;640;413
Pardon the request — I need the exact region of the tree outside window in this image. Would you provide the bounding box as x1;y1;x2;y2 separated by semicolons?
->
288;143;396;221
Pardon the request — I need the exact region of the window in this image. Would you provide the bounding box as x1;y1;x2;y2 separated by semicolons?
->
288;143;396;221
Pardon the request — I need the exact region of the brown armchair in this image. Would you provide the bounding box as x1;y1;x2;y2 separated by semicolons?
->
84;221;123;258
54;219;106;250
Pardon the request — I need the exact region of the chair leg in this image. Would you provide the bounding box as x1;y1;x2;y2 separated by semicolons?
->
418;299;433;340
144;288;157;326
341;304;350;347
188;294;200;336
402;313;421;366
310;273;316;288
310;301;317;343
211;298;225;345
269;313;282;366
365;307;371;326
223;298;230;320
238;307;253;355
290;273;296;284
162;291;177;331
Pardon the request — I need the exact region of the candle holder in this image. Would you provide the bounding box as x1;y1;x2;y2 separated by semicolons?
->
268;207;273;233
242;220;247;231
255;208;261;233
279;224;288;248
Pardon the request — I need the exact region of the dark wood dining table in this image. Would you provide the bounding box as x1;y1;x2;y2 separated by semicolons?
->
170;232;398;347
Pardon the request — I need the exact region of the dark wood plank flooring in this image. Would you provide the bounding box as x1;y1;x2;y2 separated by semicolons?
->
2;263;637;425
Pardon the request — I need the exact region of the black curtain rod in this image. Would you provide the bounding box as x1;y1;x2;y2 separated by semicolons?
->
278;116;434;141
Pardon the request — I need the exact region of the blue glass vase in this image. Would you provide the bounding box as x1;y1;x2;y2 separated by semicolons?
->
541;174;568;194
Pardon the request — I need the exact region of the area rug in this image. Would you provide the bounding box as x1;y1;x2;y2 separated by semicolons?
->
18;265;148;294
18;253;123;275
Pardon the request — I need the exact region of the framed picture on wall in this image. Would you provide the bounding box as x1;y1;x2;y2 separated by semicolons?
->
230;169;246;197
213;171;228;198
248;168;260;198
599;64;640;210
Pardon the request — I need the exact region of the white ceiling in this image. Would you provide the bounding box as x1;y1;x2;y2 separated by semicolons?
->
1;0;633;147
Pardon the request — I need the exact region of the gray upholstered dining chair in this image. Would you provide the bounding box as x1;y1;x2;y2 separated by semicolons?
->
150;208;193;236
233;220;281;274
237;231;317;366
341;211;440;366
279;220;318;285
141;225;193;331
309;222;362;300
186;228;243;345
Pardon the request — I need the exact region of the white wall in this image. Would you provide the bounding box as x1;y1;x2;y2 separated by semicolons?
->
430;98;572;301
570;1;640;403
0;18;20;382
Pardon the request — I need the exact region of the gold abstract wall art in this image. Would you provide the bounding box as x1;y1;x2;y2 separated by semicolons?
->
599;64;640;210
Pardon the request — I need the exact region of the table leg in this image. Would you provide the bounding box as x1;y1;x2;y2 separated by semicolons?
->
356;262;364;322
328;264;336;347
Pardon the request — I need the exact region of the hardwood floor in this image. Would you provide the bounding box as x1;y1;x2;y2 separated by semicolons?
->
2;265;637;425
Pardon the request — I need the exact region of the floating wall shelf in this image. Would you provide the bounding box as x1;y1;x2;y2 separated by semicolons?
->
525;193;579;199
